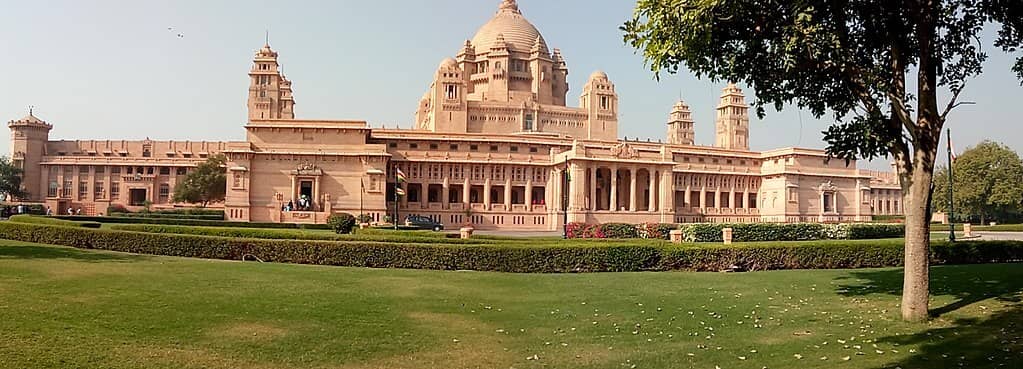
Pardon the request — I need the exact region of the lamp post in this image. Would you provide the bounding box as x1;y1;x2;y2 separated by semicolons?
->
947;128;955;242
563;168;570;239
945;102;974;242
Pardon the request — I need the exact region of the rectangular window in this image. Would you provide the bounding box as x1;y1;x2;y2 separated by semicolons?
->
111;166;121;174
159;184;170;203
79;166;89;175
160;167;170;175
79;181;88;198
94;182;105;200
490;145;498;152
429;143;439;150
388;142;398;148
409;143;419;149
62;180;72;198
470;145;479;151
510;146;519;152
146;167;154;175
95;166;105;175
48;180;58;197
110;182;120;200
232;173;244;189
449;144;458;150
529;147;538;153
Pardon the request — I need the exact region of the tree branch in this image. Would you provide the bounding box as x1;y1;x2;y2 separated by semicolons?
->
939;85;965;122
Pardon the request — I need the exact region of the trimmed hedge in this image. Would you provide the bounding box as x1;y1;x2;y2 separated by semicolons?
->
8;215;101;228
50;215;331;230
568;222;904;241
2;222;1020;273
106;224;487;244
108;212;225;221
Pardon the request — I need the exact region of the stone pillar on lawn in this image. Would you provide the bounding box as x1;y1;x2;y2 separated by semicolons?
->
722;227;734;245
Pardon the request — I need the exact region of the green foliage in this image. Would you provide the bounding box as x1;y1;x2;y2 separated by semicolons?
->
356;213;373;224
2;222;1020;273
569;222;902;241
107;224;484;244
326;213;357;234
599;223;638;239
108;212;224;220
50;215;330;230
678;223;904;242
9;215;101;228
172;154;227;207
933;141;1023;223
0;156;26;200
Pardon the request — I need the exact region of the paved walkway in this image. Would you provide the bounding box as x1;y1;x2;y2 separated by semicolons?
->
974;232;1023;241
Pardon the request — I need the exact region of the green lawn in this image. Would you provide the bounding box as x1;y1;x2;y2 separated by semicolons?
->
0;240;1020;369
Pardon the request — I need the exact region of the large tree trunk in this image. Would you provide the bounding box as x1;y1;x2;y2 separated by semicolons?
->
901;159;935;322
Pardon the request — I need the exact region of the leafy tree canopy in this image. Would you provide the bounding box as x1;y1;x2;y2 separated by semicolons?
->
0;156;27;201
172;154;227;207
933;141;1023;223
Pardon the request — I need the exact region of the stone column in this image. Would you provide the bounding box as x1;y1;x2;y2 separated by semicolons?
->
568;163;585;211
525;179;533;210
290;176;297;203
314;177;321;210
699;186;706;210
629;168;638;212
463;177;470;204
684;183;691;209
483;178;492;211
589;165;597;210
504;177;512;210
648;170;656;212
421;181;428;208
442;177;450;208
610;166;618;212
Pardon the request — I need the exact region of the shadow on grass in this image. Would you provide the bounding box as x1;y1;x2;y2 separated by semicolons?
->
835;264;1023;317
0;245;149;262
835;264;1023;368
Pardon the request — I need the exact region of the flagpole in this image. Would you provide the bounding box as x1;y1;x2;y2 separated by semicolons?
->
947;128;955;242
394;164;399;230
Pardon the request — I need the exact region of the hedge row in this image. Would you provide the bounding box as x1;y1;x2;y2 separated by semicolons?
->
50;215;331;230
2;222;1020;273
567;222;905;241
107;224;487;245
109;212;225;221
9;214;101;228
677;223;904;242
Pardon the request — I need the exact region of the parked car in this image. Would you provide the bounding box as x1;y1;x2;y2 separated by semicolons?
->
404;215;444;231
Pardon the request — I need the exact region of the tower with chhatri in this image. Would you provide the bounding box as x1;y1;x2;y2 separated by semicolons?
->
7;108;52;201
715;83;750;150
415;0;619;141
666;99;695;145
247;42;296;121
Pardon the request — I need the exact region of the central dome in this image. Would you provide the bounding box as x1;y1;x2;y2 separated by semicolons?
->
470;0;548;54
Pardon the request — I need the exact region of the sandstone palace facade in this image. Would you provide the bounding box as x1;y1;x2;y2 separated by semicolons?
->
8;0;904;230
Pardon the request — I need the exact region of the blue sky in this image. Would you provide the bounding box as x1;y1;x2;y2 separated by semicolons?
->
3;0;1021;171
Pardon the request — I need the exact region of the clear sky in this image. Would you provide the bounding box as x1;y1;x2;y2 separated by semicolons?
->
3;0;1020;170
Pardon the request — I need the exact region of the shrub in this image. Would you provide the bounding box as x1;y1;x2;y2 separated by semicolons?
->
50;215;331;230
108;212;224;220
2;222;1020;273
635;223;679;240
566;223;605;239
356;213;373;224
106;204;129;214
9;215;101;228
677;223;905;242
600;223;638;239
327;213;357;234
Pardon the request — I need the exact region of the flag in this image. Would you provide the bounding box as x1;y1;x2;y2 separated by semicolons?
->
395;166;407;183
395;186;406;197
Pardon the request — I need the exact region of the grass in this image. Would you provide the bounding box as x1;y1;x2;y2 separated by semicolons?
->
0;239;1020;368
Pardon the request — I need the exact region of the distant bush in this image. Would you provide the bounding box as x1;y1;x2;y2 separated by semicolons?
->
106;204;129;214
600;223;638;239
326;213;357;234
9;215;101;228
1;222;1020;273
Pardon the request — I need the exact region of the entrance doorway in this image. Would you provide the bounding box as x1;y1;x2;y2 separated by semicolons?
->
298;180;314;211
129;189;147;206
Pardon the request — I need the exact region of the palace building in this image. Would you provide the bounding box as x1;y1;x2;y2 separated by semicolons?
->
8;0;904;230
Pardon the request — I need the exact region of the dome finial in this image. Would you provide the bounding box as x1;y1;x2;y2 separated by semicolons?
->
499;0;520;14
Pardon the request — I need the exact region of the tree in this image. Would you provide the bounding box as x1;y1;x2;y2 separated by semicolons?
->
622;0;1022;321
0;156;27;201
172;154;227;207
933;141;1023;224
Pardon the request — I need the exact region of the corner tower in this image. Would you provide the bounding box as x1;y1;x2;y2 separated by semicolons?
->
8;108;52;200
247;43;296;121
715;83;749;150
667;100;695;145
579;71;619;141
